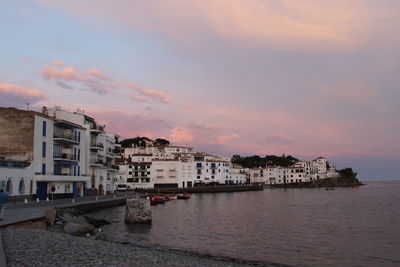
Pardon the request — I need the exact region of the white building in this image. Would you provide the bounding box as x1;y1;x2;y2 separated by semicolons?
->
0;106;119;200
249;168;266;185
229;165;248;185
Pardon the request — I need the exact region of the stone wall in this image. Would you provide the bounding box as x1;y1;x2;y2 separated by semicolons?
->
0;108;35;161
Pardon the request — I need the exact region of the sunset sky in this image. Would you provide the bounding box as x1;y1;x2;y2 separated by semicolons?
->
1;1;399;180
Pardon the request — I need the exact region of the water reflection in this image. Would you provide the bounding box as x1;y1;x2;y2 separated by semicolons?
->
87;182;400;267
125;223;152;235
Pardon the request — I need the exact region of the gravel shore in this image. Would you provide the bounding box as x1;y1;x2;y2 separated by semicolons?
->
1;228;278;267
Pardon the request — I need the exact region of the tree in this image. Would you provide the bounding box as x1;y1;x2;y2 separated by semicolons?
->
155;138;170;146
338;168;357;179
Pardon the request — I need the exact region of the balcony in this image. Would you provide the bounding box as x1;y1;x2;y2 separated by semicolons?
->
54;153;78;163
90;159;104;167
90;125;104;135
90;142;104;151
53;133;79;145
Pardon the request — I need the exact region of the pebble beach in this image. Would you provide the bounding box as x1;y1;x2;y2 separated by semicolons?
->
1;228;279;267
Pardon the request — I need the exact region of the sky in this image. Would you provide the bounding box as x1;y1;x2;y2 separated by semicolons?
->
1;0;399;180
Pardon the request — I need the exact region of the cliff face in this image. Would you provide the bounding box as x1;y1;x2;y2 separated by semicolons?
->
0;107;35;161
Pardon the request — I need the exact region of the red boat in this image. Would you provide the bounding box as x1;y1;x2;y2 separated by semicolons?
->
177;193;191;200
150;198;158;205
351;186;360;188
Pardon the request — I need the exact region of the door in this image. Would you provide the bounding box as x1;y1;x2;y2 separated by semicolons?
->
36;182;48;200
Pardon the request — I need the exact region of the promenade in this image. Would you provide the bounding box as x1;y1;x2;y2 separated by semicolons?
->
0;192;135;228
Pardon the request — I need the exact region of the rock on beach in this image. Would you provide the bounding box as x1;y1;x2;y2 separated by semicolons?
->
125;197;152;223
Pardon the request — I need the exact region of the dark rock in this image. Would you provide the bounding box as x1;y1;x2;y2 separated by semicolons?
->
63;222;95;236
83;215;110;227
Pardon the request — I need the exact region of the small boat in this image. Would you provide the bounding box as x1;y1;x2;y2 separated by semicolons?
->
177;193;191;200
168;194;178;200
351;186;360;188
325;187;335;191
150;198;158;206
151;196;165;204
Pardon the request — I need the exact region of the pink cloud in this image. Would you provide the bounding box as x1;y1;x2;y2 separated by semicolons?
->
85;109;173;139
217;134;240;145
123;82;170;104
170;127;194;143
36;0;400;51
88;68;110;81
0;83;47;106
41;64;116;95
53;60;64;67
138;89;170;104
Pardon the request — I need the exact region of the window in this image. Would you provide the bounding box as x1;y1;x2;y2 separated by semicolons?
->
78;149;80;161
78;131;81;142
78;166;80;176
197;169;202;174
42;142;46;158
42;121;46;137
42;164;46;175
19;180;25;194
6;180;12;193
196;163;202;168
197;176;200;179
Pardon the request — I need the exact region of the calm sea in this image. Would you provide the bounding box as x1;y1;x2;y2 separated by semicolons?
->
88;181;400;266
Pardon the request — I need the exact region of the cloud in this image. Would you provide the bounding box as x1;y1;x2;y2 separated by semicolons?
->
53;60;64;67
86;109;173;139
123;82;170;104
41;64;117;95
217;134;240;145
170;127;194;143
0;83;47;106
35;0;400;51
87;68;110;81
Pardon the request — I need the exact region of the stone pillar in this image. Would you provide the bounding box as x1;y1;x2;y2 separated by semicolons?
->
125;197;152;223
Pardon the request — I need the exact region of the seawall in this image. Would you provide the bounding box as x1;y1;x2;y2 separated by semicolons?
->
146;185;263;194
55;198;126;214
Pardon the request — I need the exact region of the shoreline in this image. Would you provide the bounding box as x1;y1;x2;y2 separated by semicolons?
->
1;228;289;267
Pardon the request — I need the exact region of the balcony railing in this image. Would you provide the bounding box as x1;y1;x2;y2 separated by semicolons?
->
54;153;78;161
90;142;104;150
90;124;104;134
53;133;79;143
90;159;104;166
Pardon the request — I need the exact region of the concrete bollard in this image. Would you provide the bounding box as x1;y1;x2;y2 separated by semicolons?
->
72;198;75;203
46;197;49;202
96;196;98;201
125;197;152;223
114;194;116;199
36;198;39;203
24;198;28;204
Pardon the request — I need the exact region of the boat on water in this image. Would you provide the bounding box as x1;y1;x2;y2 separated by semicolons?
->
351;185;360;188
151;196;166;204
177;193;191;200
150;198;158;206
168;194;178;200
325;187;335;191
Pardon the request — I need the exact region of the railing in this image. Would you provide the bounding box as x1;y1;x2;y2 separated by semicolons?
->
53;132;79;142
54;153;78;161
90;124;104;132
90;142;104;149
90;159;104;165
